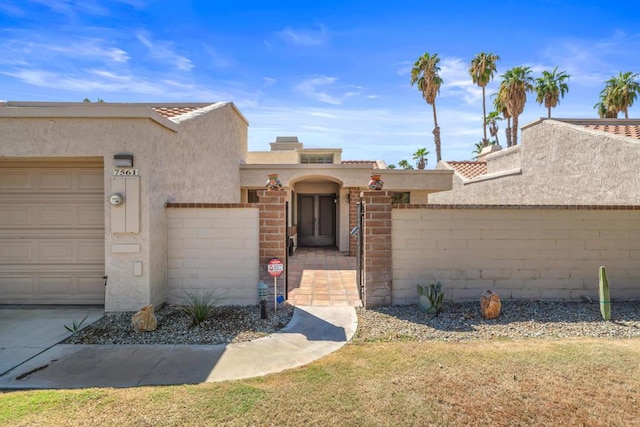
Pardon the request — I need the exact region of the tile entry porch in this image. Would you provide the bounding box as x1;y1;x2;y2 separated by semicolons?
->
287;248;362;307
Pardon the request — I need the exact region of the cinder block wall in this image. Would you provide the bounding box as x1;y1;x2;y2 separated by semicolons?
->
392;206;640;304
167;206;259;305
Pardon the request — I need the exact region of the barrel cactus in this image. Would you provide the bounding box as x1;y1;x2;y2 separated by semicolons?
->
417;282;444;315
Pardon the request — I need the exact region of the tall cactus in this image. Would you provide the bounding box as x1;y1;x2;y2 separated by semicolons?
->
598;266;611;321
417;282;444;315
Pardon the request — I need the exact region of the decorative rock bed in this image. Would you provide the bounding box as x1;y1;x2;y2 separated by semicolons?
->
353;300;640;343
64;300;640;345
64;304;295;345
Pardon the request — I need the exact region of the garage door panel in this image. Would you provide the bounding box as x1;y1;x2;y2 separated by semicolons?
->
37;240;75;263
38;276;73;296
77;170;104;190
0;160;105;305
77;240;104;263
0;200;103;229
0;239;103;264
0;276;33;296
0;170;32;190
0;241;33;263
38;205;76;226
78;205;104;226
38;170;74;190
0;205;32;226
78;276;105;296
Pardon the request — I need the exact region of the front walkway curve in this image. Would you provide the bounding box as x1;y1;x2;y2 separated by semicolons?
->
0;305;357;389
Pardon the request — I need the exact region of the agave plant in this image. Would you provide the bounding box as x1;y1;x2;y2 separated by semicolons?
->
417;282;444;315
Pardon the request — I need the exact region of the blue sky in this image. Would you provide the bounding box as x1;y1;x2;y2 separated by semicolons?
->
1;1;639;165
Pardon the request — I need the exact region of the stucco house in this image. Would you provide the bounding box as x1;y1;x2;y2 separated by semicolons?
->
0;101;452;311
429;118;640;205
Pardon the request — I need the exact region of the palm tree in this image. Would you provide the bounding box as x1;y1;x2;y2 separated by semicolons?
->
493;85;512;147
387;164;396;169
599;72;640;119
398;160;414;170
534;67;570;118
594;99;618;118
469;52;500;146
471;139;498;160
485;110;502;146
500;66;533;146
412;148;429;169
411;52;444;162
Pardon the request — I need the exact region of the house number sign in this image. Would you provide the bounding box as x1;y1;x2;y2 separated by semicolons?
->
113;169;139;176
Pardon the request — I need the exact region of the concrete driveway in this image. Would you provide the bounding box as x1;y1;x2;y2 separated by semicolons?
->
0;306;104;376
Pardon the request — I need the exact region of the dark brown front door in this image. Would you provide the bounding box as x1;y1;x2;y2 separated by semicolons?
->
298;194;336;247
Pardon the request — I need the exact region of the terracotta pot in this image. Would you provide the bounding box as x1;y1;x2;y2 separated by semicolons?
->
368;174;384;190
265;173;283;191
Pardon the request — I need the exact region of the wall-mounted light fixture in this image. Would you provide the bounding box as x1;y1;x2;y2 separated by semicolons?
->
114;153;134;168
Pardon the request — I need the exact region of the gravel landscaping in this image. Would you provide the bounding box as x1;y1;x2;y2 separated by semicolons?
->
64;304;295;345
64;300;640;345
353;300;640;343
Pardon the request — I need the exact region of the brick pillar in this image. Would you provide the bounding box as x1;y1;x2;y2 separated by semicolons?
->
360;190;393;308
348;187;361;256
258;190;287;307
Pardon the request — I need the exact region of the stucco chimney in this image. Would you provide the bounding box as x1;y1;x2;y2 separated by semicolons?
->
270;136;303;151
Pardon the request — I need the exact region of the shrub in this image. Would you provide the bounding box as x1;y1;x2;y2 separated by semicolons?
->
181;291;221;326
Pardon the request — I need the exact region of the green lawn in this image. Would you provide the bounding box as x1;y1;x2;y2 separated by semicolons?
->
2;338;639;426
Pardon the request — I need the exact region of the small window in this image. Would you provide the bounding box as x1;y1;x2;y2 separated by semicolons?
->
248;189;260;203
391;192;410;204
300;154;333;164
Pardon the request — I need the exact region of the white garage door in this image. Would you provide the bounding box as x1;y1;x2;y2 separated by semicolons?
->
0;159;105;305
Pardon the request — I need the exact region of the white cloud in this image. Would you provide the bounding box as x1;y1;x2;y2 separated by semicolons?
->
27;0;111;16
0;36;130;65
275;25;328;47
136;32;194;71
203;45;232;68
539;32;640;87
439;57;483;105
294;76;360;105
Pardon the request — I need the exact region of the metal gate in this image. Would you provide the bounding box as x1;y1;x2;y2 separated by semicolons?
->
285;200;289;297
356;201;364;299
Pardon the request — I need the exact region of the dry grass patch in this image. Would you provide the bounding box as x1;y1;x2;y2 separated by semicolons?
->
2;338;639;426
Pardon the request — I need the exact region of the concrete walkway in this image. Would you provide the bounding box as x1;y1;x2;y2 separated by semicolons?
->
0;307;104;376
0;305;357;389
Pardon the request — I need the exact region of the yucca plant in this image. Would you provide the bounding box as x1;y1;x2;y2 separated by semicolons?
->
181;291;220;326
64;314;89;334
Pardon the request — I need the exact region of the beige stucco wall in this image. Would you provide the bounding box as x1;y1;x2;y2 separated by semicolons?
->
430;120;640;205
246;151;299;164
484;145;521;174
149;103;248;307
241;165;453;191
0;116;170;311
392;207;640;304
167;208;259;305
0;102;249;311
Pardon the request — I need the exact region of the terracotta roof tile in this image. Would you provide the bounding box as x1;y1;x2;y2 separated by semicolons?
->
583;124;640;140
446;161;487;179
152;106;202;119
